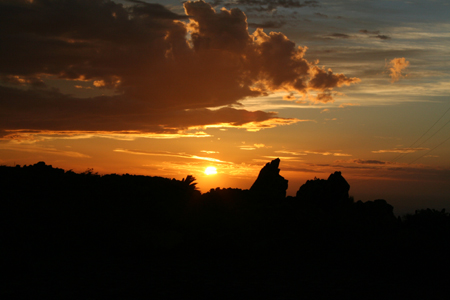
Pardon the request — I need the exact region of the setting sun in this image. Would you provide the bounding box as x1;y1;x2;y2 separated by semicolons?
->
204;166;217;175
1;0;449;216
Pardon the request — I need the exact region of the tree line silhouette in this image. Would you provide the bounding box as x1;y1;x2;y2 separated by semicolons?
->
1;159;449;299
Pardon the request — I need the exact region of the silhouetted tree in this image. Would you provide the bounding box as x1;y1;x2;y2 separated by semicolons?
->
2;160;450;299
181;175;198;191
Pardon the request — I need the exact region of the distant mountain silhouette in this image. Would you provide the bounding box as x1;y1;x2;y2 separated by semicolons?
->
1;160;449;299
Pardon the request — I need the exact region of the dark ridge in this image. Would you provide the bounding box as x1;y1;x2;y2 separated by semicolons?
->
1;160;449;299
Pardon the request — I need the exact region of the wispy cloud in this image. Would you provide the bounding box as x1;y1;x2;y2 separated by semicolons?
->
359;29;391;40
314;12;328;18
201;117;307;132
276;150;352;157
0;130;211;142
0;144;90;158
240;143;268;150
339;103;360;108
372;147;429;154
276;150;308;156
261;156;304;162
248;20;286;28
200;150;219;154
222;0;320;12
328;33;352;39
352;159;388;165
114;149;230;163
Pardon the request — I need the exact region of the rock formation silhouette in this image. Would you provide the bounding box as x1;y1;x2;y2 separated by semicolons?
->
2;160;450;299
296;171;352;210
250;158;288;201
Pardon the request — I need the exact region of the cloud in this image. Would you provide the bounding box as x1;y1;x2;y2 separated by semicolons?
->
239;143;268;150
248;20;286;28
0;129;211;143
338;103;360;108
209;0;224;7
372;147;428;154
114;149;230;163
275;150;307;156
314;12;328;18
276;150;352;156
0;144;90;158
387;57;410;83
374;34;391;40
325;31;390;41
128;1;190;20
240;146;257;150
0;85;302;134
359;29;380;35
307;66;360;101
358;29;391;40
222;0;320;12
283;93;296;100
328;33;352;39
0;0;358;138
200;150;219;154
261;156;303;162
277;165;321;173
352;159;388;165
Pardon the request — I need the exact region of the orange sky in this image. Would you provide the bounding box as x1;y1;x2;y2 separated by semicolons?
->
1;0;449;214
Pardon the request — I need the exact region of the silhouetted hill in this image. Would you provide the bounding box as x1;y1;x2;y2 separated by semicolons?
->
1;160;450;299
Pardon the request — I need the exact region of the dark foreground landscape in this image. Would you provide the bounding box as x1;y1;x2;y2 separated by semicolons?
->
1;160;449;299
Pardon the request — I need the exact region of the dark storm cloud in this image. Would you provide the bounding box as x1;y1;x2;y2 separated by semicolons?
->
0;0;358;137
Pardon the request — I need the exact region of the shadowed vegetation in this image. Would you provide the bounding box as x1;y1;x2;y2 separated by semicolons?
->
1;161;449;299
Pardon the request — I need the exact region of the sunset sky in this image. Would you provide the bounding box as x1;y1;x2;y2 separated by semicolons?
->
1;0;449;213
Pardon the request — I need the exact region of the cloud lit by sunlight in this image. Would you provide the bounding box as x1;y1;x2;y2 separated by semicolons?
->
276;150;352;157
372;147;429;154
114;149;230;163
0;0;359;138
387;58;410;83
0;144;90;158
0;130;211;142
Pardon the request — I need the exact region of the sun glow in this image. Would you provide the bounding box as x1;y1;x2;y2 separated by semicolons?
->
204;166;217;175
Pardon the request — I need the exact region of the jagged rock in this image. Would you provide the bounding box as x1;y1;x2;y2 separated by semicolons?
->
296;171;351;209
250;158;288;201
326;171;350;201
